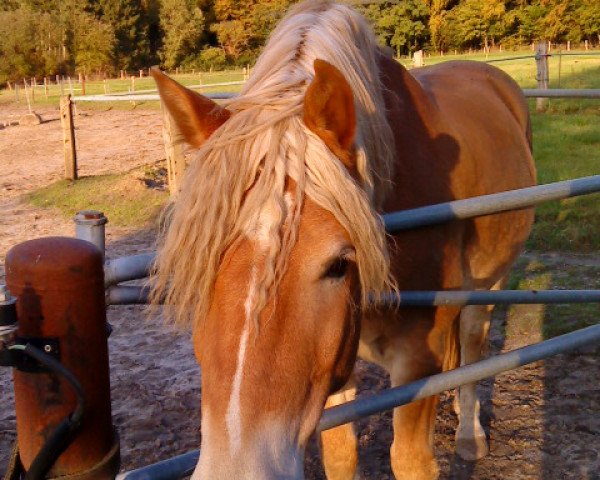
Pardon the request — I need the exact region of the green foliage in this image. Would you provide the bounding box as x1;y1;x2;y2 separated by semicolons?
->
94;0;151;70
196;46;227;70
159;0;205;70
359;1;430;56
72;12;115;75
438;0;506;50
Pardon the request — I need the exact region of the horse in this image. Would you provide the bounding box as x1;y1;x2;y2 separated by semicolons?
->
150;1;535;478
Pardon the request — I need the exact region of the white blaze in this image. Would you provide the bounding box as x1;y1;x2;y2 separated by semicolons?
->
225;194;293;455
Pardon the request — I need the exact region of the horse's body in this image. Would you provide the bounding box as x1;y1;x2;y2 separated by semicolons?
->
151;2;535;479
322;56;535;479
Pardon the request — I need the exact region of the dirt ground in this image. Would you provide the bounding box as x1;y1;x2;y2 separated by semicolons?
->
1;103;598;479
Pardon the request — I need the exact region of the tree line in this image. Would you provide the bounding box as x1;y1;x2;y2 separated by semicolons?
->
1;0;598;84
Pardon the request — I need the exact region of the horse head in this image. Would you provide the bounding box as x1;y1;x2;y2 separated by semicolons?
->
151;56;390;478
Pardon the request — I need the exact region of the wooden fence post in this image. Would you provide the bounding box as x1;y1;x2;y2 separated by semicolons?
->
31;78;36;103
535;41;549;112
23;79;32;113
60;95;78;180
44;77;48;99
160;102;186;195
412;50;424;67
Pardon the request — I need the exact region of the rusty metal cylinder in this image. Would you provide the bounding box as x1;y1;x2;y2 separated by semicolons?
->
6;237;119;479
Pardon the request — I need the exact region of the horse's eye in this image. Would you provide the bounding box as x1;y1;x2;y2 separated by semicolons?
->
324;258;349;279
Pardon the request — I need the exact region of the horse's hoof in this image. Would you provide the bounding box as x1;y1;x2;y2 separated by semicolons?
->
455;434;489;461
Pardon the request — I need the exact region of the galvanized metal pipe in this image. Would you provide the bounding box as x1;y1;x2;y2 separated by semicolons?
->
105;286;600;307
73;92;237;103
116;322;600;480
106;285;154;305
381;289;600;307
383;174;600;232
104;253;155;287
74;210;107;258
116;451;199;480
522;89;600;98
318;322;600;431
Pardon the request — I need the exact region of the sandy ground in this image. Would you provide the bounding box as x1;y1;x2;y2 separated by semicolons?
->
1;103;599;479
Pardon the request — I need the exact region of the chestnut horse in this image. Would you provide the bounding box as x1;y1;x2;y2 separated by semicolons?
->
151;1;535;478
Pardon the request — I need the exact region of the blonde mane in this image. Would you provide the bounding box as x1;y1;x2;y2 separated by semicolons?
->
151;0;397;329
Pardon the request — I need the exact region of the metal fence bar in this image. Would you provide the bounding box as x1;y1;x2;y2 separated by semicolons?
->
486;51;600;63
104;253;155;287
381;289;600;307
486;54;537;63
384;174;600;233
73;92;237;102
71;89;600;103
318;322;600;431
104;81;246;97
106;286;600;307
116;451;199;480
116;322;600;479
523;89;600;98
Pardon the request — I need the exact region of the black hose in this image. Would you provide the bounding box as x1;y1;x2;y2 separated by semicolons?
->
20;344;86;480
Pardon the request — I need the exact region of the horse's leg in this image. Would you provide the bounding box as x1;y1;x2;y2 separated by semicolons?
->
390;394;439;480
454;303;493;461
388;350;444;480
320;379;359;480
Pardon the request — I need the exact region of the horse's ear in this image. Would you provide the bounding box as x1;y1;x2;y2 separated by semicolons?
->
151;68;230;148
303;59;356;167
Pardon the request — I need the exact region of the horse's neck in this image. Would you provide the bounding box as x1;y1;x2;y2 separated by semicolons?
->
376;53;455;213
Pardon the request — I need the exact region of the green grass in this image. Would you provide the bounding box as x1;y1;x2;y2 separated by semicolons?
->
528;112;600;251
28;169;168;227
506;257;600;339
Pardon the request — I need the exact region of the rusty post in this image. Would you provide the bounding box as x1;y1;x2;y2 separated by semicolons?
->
6;237;119;479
